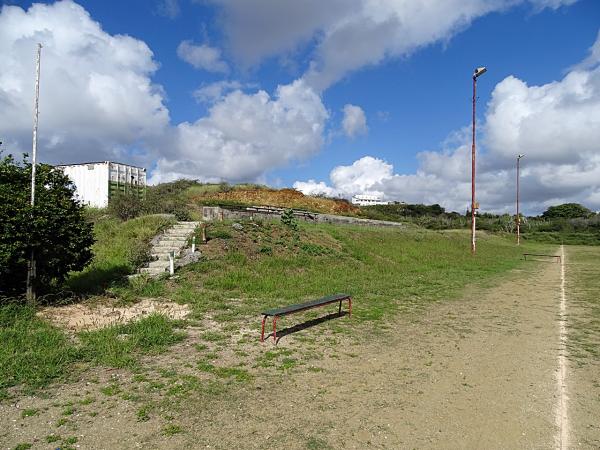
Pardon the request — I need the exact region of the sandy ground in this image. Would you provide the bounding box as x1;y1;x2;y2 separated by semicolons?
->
37;298;191;331
2;253;599;449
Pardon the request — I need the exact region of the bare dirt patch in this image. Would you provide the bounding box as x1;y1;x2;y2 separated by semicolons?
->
37;298;191;332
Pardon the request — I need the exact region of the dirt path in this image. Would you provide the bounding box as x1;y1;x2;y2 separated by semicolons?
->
4;253;597;449
166;260;563;449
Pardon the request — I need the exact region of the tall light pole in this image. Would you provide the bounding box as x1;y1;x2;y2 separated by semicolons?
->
471;66;487;255
26;43;42;305
516;154;525;245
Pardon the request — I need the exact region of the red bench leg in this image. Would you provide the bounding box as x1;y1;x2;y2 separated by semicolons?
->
260;315;267;342
273;315;278;343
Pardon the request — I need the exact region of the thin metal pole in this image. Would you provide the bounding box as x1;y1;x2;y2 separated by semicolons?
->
516;155;523;245
26;43;42;305
30;43;42;207
516;156;519;245
471;75;477;255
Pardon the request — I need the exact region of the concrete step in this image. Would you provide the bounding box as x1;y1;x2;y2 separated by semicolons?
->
151;247;183;254
140;267;167;275
151;254;172;261
163;231;194;237
155;239;188;246
147;260;169;269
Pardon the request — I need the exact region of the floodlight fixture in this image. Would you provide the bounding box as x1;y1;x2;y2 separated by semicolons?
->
473;66;487;78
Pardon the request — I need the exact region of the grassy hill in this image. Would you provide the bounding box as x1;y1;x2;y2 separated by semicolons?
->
185;184;359;216
1;217;549;394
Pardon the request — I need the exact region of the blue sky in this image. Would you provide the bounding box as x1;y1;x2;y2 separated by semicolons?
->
1;0;600;213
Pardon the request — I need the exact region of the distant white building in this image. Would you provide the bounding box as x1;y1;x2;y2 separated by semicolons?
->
57;161;146;208
351;194;389;206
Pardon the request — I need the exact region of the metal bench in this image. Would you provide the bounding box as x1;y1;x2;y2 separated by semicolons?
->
260;293;352;343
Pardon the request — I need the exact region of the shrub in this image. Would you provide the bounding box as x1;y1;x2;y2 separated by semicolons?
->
0;155;94;299
281;209;299;231
142;179;195;221
107;191;143;221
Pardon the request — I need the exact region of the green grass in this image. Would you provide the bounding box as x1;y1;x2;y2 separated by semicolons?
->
1;221;549;392
21;409;38;418
79;314;186;369
0;305;77;389
162;424;184;436
0;309;185;391
67;215;175;294
156;223;547;327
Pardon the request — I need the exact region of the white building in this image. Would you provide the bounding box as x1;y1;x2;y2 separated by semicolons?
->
351;194;389;206
57;161;146;208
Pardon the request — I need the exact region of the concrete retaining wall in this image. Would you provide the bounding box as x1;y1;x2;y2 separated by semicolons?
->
201;206;403;228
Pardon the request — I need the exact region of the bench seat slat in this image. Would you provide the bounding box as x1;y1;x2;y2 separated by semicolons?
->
261;293;350;317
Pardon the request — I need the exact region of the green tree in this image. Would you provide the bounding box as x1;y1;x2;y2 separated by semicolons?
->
0;154;94;299
541;203;594;220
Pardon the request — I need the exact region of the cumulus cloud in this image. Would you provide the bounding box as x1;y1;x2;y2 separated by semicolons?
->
296;30;600;214
294;156;392;198
341;104;368;138
211;0;577;90
193;80;244;104
0;0;169;165
177;40;229;73
151;79;328;183
0;1;329;185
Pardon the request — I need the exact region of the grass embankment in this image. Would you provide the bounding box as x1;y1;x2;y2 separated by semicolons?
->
186;184;358;215
1;219;545;394
66;214;175;294
158;221;542;325
565;246;600;364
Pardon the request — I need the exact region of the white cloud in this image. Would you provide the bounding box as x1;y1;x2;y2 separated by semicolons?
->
294;156;392;198
211;0;577;90
193;80;244;104
177;40;229;73
0;1;329;185
341;104;368;138
0;0;169;165
292;180;339;197
151;79;328;183
295;30;600;214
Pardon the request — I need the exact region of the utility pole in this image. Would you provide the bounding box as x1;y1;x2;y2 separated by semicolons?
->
516;154;525;245
471;66;487;255
26;43;42;305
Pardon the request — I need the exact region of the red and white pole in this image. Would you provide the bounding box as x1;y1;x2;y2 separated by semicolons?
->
471;74;477;255
516;154;524;245
470;67;486;255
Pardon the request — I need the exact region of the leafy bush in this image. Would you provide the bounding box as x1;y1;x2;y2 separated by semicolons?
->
0;155;94;299
107;191;143;221
281;209;299;231
142;179;195;220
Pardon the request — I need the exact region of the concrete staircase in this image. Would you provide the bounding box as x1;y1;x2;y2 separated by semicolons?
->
139;221;199;276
